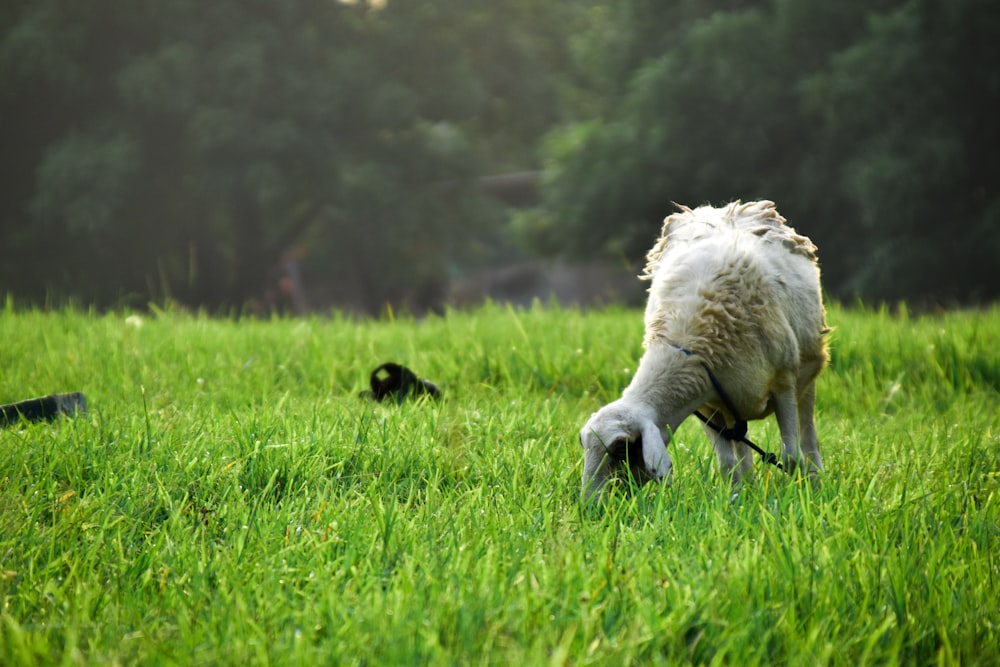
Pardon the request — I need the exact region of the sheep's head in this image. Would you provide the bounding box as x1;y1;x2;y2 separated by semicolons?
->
579;400;672;501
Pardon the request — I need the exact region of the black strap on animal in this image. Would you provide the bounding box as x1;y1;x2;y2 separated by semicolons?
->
366;362;441;403
669;345;785;472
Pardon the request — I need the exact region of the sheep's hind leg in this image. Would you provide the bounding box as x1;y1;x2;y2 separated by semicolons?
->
703;422;754;487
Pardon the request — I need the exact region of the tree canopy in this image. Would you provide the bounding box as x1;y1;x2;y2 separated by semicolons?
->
1;0;581;312
2;0;997;311
519;0;999;304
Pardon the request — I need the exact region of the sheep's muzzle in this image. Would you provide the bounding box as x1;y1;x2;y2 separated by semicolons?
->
608;436;644;465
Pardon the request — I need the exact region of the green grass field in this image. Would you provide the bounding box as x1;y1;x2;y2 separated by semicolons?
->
1;300;998;665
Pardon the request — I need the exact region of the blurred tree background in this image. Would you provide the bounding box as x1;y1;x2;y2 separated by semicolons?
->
1;0;997;313
519;0;1000;305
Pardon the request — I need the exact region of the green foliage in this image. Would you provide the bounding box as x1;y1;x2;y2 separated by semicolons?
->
7;0;994;309
3;0;999;310
0;303;998;664
799;0;1000;301
30;124;140;235
0;1;586;311
522;0;1000;304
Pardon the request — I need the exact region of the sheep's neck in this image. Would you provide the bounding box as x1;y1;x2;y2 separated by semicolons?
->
622;345;708;431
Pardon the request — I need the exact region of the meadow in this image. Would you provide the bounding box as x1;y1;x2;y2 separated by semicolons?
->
0;300;998;665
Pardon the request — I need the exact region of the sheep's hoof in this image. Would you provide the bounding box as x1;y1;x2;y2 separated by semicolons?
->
648;462;673;484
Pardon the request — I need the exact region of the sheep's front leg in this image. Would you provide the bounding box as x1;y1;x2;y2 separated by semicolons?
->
701;420;753;486
796;381;823;475
772;384;804;475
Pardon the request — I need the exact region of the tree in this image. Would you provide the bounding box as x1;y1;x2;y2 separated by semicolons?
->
519;0;1000;303
800;0;1000;301
0;0;584;312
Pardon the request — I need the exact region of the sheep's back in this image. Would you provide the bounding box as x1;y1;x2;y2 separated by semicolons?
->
642;206;826;371
642;200;817;280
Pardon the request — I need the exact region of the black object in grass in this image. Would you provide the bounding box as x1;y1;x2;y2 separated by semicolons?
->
365;363;440;403
0;392;87;428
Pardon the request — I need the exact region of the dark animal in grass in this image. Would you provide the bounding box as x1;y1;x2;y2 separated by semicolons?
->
364;363;440;403
0;392;87;428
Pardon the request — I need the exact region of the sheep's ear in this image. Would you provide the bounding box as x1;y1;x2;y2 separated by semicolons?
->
640;420;672;481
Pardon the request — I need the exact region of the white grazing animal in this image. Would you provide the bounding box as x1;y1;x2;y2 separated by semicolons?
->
580;200;829;500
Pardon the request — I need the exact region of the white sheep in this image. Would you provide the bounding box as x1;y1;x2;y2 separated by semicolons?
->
580;200;829;500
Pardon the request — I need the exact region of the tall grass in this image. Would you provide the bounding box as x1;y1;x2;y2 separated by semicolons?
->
1;301;997;665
